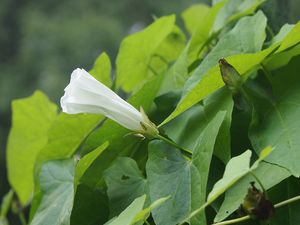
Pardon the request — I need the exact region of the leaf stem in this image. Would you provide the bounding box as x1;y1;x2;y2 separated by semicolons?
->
266;25;275;39
155;134;192;158
212;195;300;225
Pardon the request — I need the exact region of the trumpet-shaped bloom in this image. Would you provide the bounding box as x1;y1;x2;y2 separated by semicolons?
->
61;68;158;136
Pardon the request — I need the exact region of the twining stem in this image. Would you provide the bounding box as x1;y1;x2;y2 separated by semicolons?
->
212;195;300;225
155;134;192;158
18;211;27;225
249;171;266;193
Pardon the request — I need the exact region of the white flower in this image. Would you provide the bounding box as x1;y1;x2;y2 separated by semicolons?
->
61;68;158;136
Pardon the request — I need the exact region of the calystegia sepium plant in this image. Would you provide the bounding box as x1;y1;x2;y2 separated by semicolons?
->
4;1;300;225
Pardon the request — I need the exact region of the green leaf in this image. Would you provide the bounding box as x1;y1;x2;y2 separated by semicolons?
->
147;112;225;225
116;15;175;91
104;157;148;217
250;56;300;176
181;4;210;35
75;141;109;186
31;159;75;225
187;1;225;62
35;113;102;177
187;11;267;92
146;141;191;225
186;147;272;222
79;72;165;189
163;88;233;163
214;162;290;222
104;195;146;225
150;25;186;76
89;52;112;87
7;91;57;205
190;111;226;225
0;190;14;224
207;150;252;204
270;24;295;45
160;11;270;126
276;21;300;53
265;43;300;70
104;195;169;225
158;44;189;95
159;48;275;127
132;197;170;224
213;0;265;32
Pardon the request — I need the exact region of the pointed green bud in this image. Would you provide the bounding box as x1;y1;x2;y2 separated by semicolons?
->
219;58;243;94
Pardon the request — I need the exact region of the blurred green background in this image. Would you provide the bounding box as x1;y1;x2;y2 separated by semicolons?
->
0;0;299;215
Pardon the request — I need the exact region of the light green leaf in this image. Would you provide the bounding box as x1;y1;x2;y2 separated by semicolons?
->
89;52;112;87
159;46;276;127
207;150;252;203
104;195;169;225
104;195;146;225
276;21;300;53
186;11;267;92
187;1;225;62
116;15;175;91
31;159;75;225
35;113;102;177
7;91;57;205
132;197;170;224
271;24;295;45
207;147;271;203
160;11;270;126
181;4;210;35
104;157;148;217
75;141;109;186
214;162;290;222
250;56;300;176
186;147;272;222
265;43;300;70
150;25;186;76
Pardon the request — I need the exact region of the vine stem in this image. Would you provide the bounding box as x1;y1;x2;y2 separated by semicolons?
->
212;195;300;225
18;211;27;225
249;171;266;193
155;134;192;158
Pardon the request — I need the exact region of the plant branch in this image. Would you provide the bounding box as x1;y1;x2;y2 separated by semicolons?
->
212;195;300;225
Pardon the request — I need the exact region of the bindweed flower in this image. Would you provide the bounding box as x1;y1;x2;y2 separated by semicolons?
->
61;68;158;137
